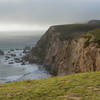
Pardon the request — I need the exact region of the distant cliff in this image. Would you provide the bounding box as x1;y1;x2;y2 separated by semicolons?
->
88;20;100;24
26;24;100;76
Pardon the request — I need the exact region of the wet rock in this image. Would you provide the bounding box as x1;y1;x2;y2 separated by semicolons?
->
20;59;24;62
8;51;11;54
23;46;31;54
15;48;19;50
9;62;14;64
21;62;26;65
5;58;8;60
10;60;14;62
15;48;23;50
10;49;14;51
15;61;20;63
14;58;20;61
22;55;29;62
14;58;21;63
0;50;4;55
5;56;10;59
20;54;22;56
10;54;16;57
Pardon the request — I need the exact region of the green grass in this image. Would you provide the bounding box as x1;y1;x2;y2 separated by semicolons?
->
53;24;100;41
90;28;100;40
90;28;100;47
0;72;100;100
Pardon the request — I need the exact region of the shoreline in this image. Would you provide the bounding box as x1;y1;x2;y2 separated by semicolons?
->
0;48;51;83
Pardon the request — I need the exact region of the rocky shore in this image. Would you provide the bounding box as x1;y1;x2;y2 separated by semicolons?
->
0;46;50;83
0;46;32;66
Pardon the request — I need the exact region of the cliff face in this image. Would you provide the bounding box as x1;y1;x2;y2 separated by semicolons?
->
27;24;100;76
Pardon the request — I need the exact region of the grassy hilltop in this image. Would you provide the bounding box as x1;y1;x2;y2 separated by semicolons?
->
53;24;100;41
0;72;100;100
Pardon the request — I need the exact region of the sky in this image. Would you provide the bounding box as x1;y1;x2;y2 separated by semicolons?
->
0;0;100;34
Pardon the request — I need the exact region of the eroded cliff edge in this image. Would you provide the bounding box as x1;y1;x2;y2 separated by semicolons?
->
25;24;100;76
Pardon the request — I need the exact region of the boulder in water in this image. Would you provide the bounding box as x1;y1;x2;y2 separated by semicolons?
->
14;58;21;63
0;50;4;55
9;62;14;64
21;62;26;65
23;46;31;54
10;49;14;51
5;56;10;59
8;51;11;54
10;54;16;57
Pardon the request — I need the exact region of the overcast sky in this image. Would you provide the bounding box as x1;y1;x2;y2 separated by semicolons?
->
0;0;100;32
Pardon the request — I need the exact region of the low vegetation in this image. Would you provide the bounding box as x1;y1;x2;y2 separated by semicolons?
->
0;72;100;100
90;28;100;46
54;24;100;41
82;28;100;48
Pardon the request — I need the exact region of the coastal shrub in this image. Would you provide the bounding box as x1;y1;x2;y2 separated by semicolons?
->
84;40;90;48
83;35;91;48
89;28;100;47
82;28;100;48
90;28;100;40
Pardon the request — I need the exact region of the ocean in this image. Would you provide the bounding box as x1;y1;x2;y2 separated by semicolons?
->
0;31;42;49
0;31;50;83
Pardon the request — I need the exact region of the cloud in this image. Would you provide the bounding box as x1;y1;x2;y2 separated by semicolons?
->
0;0;21;3
0;0;100;31
0;24;48;31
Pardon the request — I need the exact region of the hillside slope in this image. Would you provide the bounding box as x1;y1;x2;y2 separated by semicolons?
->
0;72;100;100
26;24;100;75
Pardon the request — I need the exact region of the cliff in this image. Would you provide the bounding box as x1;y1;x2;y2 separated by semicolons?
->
88;20;100;24
26;24;100;76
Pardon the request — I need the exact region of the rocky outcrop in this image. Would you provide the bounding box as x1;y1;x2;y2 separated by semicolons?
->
23;46;31;54
26;24;100;76
0;50;4;55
